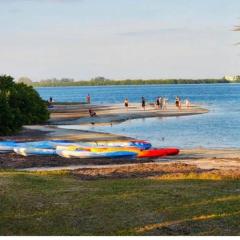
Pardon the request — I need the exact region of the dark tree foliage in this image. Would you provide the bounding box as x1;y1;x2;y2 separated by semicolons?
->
0;75;49;135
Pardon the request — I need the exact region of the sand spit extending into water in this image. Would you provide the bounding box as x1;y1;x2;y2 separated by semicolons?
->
48;102;208;125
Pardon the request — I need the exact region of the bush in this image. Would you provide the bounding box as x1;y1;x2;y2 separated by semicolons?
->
0;75;49;135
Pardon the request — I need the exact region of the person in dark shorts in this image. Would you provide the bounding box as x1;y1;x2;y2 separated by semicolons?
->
141;96;146;110
175;96;181;110
156;97;160;109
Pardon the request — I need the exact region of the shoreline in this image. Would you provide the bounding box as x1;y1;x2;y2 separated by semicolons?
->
1;102;239;172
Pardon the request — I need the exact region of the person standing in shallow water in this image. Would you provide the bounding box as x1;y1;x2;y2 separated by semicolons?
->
124;98;129;111
141;96;146;110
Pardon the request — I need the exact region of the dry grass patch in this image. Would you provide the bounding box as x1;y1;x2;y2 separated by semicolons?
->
72;163;203;180
150;170;240;181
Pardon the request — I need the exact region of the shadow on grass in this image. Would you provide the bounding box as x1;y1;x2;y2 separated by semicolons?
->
0;171;240;235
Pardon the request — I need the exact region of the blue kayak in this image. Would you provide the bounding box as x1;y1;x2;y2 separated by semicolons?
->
129;141;152;150
98;151;137;158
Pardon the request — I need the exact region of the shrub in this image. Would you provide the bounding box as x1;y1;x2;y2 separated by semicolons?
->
0;75;49;135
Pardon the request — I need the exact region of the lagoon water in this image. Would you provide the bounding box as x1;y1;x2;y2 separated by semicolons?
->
37;84;240;149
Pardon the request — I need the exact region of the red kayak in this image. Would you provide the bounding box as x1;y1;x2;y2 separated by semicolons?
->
137;148;179;158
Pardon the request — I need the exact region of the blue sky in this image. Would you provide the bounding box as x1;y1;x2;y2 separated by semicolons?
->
0;0;239;80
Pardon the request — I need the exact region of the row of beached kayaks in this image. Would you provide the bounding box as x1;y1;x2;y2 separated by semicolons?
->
0;140;179;159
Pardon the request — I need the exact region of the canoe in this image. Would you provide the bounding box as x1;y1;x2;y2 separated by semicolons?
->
13;147;56;156
56;149;137;159
0;141;17;152
137;148;179;158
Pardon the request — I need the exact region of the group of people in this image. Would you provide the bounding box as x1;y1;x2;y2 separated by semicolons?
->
124;96;190;111
49;93;191;117
175;96;191;110
124;97;147;110
155;96;168;110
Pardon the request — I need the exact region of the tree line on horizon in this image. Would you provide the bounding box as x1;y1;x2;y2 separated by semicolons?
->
16;76;239;87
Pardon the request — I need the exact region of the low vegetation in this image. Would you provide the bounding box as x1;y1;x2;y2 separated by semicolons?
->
0;75;49;135
0;169;239;235
32;77;230;87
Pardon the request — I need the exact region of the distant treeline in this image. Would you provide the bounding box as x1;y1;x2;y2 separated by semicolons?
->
30;77;232;87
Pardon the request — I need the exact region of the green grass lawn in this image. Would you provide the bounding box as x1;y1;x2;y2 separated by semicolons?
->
0;170;240;236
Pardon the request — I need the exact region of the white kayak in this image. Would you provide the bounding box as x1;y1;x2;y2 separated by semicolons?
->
0;141;17;152
86;140;152;150
13;147;56;156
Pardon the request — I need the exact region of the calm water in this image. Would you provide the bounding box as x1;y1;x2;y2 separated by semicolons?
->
37;84;240;148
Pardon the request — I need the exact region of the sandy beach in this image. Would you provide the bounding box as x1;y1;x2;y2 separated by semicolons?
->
1;102;239;173
49;102;208;125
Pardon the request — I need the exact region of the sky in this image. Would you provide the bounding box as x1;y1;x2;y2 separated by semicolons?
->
0;0;240;81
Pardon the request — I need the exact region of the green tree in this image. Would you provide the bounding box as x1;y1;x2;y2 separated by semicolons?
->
0;75;49;135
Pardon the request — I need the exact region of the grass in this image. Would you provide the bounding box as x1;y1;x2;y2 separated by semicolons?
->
0;170;240;235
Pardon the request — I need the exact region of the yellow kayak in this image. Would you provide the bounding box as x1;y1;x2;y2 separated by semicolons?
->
56;145;141;153
89;146;141;153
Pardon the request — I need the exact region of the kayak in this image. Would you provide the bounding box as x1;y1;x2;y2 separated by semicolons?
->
56;149;137;159
0;141;17;152
56;149;99;158
16;140;71;149
137;148;179;158
90;147;179;158
164;148;180;156
99;151;137;158
87;140;151;150
57;145;179;158
55;144;86;151
13;147;56;156
86;146;140;153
